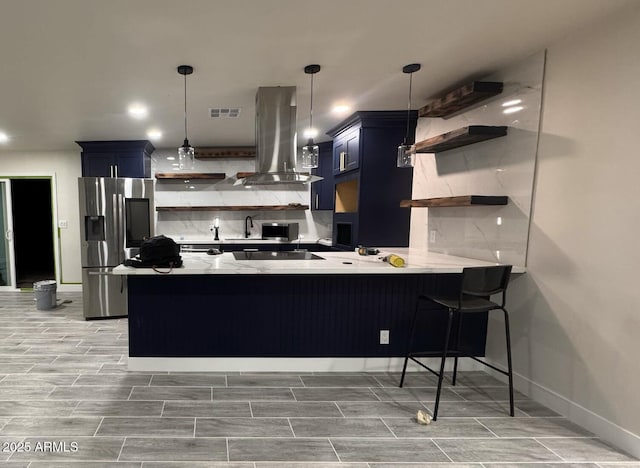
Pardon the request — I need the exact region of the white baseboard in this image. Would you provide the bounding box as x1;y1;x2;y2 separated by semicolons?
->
128;356;485;373
485;362;640;459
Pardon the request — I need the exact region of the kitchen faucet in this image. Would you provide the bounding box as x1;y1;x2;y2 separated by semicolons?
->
244;216;254;238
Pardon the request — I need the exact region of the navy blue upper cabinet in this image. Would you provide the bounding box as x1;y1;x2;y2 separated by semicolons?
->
311;141;334;211
332;127;360;175
327;111;417;249
77;140;155;178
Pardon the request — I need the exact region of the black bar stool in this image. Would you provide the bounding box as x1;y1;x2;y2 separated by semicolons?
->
400;265;514;420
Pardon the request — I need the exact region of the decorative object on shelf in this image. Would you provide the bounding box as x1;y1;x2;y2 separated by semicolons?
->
213;217;220;240
400;195;508;208
177;65;195;170
419;81;503;118
397;63;421;168
301;64;321;169
415;125;507;154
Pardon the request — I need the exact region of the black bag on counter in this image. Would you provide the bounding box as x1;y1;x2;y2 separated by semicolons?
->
124;235;183;271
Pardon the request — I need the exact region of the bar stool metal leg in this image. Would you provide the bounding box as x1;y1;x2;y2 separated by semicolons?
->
451;313;463;386
400;296;423;388
433;308;454;421
503;307;515;417
452;356;459;386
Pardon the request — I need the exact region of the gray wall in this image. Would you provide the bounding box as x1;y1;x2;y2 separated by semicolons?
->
484;6;640;456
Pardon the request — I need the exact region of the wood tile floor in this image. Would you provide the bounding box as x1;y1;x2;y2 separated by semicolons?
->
0;291;638;467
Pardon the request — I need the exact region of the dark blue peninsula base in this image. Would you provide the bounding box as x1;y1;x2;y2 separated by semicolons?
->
127;273;488;359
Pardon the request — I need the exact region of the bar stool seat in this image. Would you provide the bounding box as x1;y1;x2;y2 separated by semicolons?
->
400;265;514;421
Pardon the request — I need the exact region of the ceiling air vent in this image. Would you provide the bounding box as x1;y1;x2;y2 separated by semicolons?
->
209;108;242;118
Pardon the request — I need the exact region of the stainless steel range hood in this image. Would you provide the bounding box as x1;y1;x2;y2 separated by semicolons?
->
241;86;321;185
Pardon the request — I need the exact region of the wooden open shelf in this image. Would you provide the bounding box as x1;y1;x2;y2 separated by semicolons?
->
419;81;503;118
234;171;312;179
195;147;256;159
156;204;309;212
155;172;226;180
400;196;508;208
415;126;507;154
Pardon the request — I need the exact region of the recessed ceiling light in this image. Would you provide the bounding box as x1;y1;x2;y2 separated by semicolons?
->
303;128;318;139
128;103;148;119
331;104;351;115
147;128;162;140
0;132;8;144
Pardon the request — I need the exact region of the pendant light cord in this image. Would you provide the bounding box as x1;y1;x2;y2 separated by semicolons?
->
404;72;413;146
309;72;314;133
183;73;188;143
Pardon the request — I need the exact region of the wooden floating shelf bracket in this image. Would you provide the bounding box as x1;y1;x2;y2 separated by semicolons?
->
400;196;508;208
415;125;507;154
419;81;504;118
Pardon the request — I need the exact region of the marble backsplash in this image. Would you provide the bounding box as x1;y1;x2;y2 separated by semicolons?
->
410;50;546;267
152;149;332;242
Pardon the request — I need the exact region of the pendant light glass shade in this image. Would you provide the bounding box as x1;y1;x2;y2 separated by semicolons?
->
301;64;321;169
178;139;195;170
301;140;319;169
397;143;415;168
177;65;195;170
397;63;421;168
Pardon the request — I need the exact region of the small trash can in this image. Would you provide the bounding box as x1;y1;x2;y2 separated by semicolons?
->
34;280;57;310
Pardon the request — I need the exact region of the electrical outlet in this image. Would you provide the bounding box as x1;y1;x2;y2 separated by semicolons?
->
58;220;68;229
430;230;436;243
379;329;390;345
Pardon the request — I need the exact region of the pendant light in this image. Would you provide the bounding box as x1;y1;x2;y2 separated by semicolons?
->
177;65;195;170
397;63;421;168
301;64;321;169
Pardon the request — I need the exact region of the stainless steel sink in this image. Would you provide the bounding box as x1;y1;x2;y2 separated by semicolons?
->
232;250;325;261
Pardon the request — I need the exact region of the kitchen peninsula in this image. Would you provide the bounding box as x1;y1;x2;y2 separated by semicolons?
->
113;249;521;372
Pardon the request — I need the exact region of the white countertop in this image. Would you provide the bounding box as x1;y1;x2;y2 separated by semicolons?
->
113;249;524;276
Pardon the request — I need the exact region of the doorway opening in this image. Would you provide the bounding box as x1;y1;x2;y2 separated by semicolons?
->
10;178;55;288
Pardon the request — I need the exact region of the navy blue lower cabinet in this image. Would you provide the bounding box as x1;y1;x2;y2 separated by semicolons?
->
127;274;488;358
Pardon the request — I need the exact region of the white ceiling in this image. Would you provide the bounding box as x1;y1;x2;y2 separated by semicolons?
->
0;0;636;152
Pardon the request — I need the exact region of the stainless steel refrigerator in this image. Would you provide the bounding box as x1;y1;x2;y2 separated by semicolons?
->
78;177;154;319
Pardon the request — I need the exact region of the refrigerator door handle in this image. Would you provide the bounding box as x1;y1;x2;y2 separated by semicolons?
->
117;193;125;257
